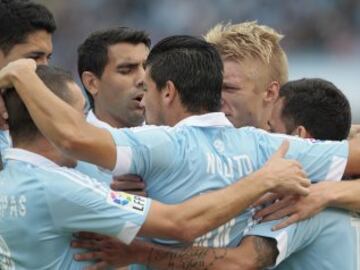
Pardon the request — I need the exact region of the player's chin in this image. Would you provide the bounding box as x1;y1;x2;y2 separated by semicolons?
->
66;159;78;168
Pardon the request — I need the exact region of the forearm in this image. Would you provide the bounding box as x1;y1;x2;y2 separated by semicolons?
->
142;170;271;241
326;180;360;211
132;241;258;270
173;171;270;240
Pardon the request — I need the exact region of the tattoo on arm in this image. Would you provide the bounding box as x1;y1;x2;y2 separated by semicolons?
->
146;245;228;270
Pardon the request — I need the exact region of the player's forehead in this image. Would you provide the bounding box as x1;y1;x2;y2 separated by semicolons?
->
106;42;149;66
5;30;53;59
223;58;260;85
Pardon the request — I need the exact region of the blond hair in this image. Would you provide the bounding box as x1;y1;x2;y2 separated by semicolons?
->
205;21;288;85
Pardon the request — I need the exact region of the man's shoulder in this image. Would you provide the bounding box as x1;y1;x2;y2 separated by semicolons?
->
36;165;109;195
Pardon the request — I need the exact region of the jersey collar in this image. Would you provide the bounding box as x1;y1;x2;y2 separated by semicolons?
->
86;109;113;129
174;112;234;128
3;148;59;168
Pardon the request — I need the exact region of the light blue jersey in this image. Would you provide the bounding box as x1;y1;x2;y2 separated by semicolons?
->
107;113;348;269
0;148;151;270
75;110;113;184
245;209;360;270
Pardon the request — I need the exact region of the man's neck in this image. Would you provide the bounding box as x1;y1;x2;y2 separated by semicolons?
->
14;139;68;167
93;107;125;128
167;110;211;126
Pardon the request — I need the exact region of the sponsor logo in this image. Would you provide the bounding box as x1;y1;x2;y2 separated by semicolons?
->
107;191;146;215
110;191;132;206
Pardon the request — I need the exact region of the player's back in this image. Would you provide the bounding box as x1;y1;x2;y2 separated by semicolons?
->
275;209;359;270
0;151;94;270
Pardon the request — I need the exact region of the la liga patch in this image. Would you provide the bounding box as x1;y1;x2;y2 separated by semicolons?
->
107;191;146;215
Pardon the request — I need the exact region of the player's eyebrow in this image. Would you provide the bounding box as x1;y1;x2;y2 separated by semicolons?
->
116;62;140;69
23;51;49;58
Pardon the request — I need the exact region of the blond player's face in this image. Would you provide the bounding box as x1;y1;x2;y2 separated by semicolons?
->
221;59;269;129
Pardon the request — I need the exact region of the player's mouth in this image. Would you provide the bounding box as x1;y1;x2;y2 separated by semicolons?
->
133;93;144;108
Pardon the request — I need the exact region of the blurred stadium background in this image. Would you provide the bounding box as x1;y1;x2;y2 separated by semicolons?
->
36;0;360;123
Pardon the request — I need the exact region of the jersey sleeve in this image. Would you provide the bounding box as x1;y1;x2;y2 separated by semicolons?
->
242;127;349;181
43;168;151;244
108;126;178;179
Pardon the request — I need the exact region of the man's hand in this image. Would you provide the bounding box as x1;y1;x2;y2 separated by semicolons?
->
261;141;310;196
111;174;147;197
0;58;37;89
348;125;360;140
253;182;331;230
72;232;141;270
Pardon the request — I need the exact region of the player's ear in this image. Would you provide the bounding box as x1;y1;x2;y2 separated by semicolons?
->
0;50;5;67
81;71;99;98
264;81;280;103
162;80;177;106
292;125;312;139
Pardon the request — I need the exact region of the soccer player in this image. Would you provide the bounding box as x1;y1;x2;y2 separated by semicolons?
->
78;27;148;130
0;0;54;68
204;21;288;130
243;78;358;270
268;78;351;140
0;0;56;162
0;65;306;269
244;78;360;270
76;27;150;194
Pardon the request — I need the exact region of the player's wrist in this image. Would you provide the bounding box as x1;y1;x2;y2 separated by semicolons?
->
248;169;274;193
315;182;335;208
130;240;154;264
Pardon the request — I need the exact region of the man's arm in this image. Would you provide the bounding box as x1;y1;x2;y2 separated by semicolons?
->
348;125;360;140
253;179;360;230
345;135;360;176
0;59;117;170
72;233;276;270
326;180;360;210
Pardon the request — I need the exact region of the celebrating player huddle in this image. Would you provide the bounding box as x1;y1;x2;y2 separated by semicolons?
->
0;1;359;270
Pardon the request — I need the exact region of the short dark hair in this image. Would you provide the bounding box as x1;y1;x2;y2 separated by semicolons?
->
3;65;74;146
77;27;151;108
0;0;56;54
146;35;223;113
280;78;351;140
